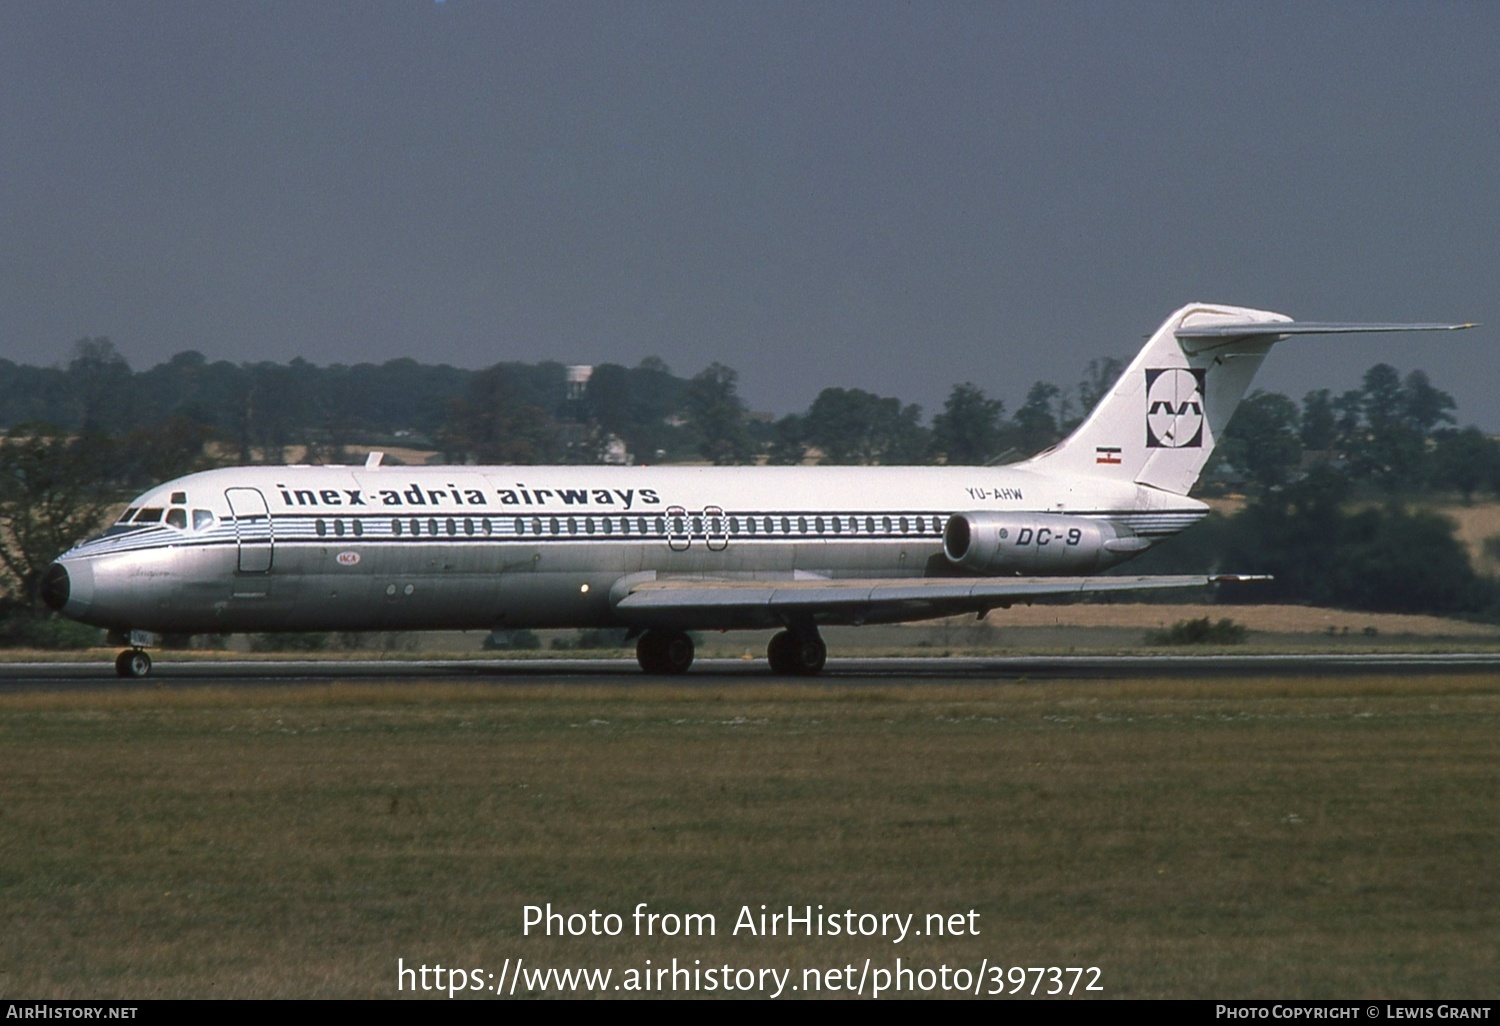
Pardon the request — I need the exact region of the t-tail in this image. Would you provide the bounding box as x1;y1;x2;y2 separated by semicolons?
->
1020;303;1475;496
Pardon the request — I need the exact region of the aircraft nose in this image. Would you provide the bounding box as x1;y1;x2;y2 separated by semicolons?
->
41;561;70;611
41;559;93;621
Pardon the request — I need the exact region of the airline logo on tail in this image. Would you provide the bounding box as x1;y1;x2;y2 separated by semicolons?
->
1145;368;1206;449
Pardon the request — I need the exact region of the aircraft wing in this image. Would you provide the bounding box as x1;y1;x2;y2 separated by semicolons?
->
612;574;1268;630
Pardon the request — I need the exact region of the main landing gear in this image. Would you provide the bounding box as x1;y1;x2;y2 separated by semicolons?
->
636;629;696;675
633;626;829;676
766;628;826;676
115;648;152;678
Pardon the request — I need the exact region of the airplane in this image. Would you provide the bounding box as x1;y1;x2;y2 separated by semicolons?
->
39;303;1473;678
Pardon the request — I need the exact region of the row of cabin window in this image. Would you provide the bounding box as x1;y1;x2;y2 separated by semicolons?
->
310;514;948;539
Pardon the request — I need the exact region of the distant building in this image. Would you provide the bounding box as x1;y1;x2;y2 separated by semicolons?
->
601;434;630;465
566;365;593;401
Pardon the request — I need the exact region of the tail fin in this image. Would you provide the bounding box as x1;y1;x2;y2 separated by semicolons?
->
1021;303;1474;496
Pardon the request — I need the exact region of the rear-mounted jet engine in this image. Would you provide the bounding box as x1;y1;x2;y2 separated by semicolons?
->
942;512;1148;575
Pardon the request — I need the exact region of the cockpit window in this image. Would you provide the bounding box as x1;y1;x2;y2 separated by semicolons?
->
192;510;215;531
117;507;139;523
171;492;187;505
165;509;188;530
134;508;164;523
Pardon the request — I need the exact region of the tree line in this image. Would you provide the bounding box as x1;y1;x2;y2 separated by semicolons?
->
0;341;1136;469
7;340;1500;497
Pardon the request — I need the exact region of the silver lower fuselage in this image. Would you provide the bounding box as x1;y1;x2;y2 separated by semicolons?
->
52;519;955;634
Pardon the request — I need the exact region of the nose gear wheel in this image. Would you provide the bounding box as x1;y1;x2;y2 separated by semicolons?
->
115;649;152;678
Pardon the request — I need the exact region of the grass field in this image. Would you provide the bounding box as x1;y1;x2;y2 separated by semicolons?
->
1;675;1497;998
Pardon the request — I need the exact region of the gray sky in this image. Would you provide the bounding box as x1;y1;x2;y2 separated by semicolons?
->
3;2;1496;425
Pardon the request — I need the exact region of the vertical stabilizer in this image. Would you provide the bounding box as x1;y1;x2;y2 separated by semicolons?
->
1018;303;1290;495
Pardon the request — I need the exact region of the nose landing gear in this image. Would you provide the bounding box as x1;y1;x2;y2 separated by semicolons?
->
109;629;158;678
114;648;153;678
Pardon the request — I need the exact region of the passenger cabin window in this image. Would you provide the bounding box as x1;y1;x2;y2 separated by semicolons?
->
165;509;188;530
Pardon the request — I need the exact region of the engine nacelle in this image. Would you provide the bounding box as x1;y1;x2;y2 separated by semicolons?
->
942;511;1146;575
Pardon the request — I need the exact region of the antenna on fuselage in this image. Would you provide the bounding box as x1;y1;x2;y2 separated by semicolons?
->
365;451;385;468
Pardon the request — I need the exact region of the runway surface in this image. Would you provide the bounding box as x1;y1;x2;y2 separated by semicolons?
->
3;651;1499;690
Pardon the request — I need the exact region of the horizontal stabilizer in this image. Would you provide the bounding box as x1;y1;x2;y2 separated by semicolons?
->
1176;320;1475;351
